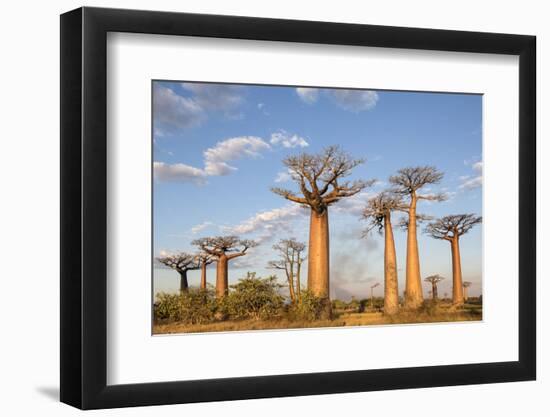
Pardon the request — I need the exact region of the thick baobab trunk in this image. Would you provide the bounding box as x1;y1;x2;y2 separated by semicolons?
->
383;213;399;315
200;263;207;290
451;236;464;306
308;208;331;318
216;255;229;298
463;286;468;303
178;270;189;293
405;194;423;309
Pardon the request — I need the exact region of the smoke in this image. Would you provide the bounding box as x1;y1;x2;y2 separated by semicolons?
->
329;227;381;300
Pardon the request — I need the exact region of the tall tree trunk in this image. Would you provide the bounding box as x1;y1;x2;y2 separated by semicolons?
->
383;213;399;315
405;194;423;309
432;283;438;300
200;263;207;290
178;270;188;293
216;255;229;298
308;208;331;318
451;236;464;306
286;266;296;303
296;261;302;302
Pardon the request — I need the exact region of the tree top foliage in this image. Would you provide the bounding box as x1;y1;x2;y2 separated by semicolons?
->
271;145;375;213
424;274;445;284
361;192;407;234
156;252;200;272
389;166;446;200
425;214;482;240
192;235;258;259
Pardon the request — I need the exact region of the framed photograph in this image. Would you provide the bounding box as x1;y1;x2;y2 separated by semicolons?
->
60;6;536;409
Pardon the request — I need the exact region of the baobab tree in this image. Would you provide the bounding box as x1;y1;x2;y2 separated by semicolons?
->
195;252;215;290
362;192;406;315
271;146;373;318
268;238;307;303
390;166;445;309
425;214;482;306
462;281;472;303
156;252;200;293
424;274;445;301
192;236;258;298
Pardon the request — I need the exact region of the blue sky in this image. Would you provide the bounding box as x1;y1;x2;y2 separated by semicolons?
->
153;81;482;300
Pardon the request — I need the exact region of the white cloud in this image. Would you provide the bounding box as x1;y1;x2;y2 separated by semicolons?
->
269;130;309;148
154;136;271;183
191;221;214;234
181;83;243;112
153;85;204;129
460;161;483;190
222;205;306;242
257;102;269;116
153;83;244;130
153;161;207;184
204;136;271;176
274;169;292;183
329;89;379;112
158;249;172;257
296;88;319;104
295;87;379;112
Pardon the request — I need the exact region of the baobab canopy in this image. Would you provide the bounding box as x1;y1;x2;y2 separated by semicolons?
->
271;145;375;214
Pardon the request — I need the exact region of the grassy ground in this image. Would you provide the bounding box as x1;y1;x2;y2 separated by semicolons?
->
153;303;482;335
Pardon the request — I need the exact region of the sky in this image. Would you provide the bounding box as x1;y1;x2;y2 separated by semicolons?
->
152;81;483;301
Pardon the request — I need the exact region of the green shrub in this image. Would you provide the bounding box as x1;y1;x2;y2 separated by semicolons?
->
154;289;217;324
154;293;182;322
421;299;443;316
289;289;327;321
222;272;284;320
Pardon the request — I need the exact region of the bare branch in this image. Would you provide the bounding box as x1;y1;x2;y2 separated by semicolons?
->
156;252;200;272
417;192;448;202
425;214;482;240
397;213;433;230
389;166;444;195
272;146;373;213
361;192;407;235
192;236;258;259
270;187;308;205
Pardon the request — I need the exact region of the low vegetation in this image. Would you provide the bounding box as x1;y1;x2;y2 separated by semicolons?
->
153;272;482;334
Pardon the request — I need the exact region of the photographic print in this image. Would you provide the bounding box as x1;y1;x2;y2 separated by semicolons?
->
152;81;483;335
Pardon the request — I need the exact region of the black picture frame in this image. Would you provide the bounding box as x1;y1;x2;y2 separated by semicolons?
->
60;6;536;410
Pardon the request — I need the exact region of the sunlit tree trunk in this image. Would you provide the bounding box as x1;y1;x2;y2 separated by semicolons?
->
384;213;399;315
286;264;296;303
405;193;423;308
296;262;302;302
216;255;229;298
178;269;189;293
200;263;207;290
308;208;331;318
451;236;464;305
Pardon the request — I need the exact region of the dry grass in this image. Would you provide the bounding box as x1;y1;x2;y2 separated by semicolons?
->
153;303;482;335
